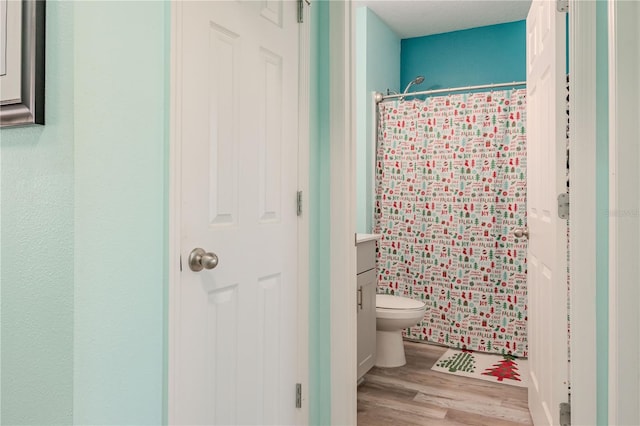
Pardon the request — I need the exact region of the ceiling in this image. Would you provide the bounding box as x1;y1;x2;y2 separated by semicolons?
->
354;0;532;39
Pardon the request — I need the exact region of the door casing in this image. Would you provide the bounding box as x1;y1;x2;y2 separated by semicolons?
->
607;0;640;424
568;0;598;424
329;2;358;424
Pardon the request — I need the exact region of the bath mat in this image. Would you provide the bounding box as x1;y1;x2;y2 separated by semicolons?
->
431;348;529;388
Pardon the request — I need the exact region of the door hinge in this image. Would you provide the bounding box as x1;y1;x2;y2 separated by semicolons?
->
557;0;568;12
559;402;571;426
558;193;569;219
295;383;302;408
297;0;311;23
297;190;303;216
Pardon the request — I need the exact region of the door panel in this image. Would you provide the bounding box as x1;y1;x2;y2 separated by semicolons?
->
207;22;240;226
258;47;283;223
526;1;569;425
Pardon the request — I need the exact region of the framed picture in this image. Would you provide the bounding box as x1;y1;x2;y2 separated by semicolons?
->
0;0;45;128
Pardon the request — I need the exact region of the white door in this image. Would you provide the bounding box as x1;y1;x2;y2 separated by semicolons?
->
526;1;568;425
171;1;300;424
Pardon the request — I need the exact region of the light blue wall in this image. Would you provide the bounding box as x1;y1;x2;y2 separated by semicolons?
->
309;0;331;423
401;21;526;91
0;2;75;424
72;2;167;424
1;2;168;424
356;8;400;233
595;1;609;424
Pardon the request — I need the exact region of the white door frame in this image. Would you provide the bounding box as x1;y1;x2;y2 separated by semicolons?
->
167;2;310;423
608;0;640;424
328;1;358;424
330;0;599;424
568;0;598;424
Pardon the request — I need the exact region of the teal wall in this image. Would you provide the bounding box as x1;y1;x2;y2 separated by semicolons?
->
355;8;400;233
0;2;75;424
1;1;168;424
400;21;526;91
309;1;331;423
72;2;167;424
595;1;609;424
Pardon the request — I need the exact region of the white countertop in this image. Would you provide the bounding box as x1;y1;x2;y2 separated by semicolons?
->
355;233;382;244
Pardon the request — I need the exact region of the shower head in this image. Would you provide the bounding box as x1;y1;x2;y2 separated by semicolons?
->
403;75;425;94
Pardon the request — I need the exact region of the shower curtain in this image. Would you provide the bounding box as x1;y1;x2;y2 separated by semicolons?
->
374;89;528;357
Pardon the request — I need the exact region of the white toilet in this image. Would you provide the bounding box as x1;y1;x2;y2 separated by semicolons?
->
375;294;427;368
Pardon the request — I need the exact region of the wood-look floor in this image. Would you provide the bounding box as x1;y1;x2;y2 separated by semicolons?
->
357;341;533;426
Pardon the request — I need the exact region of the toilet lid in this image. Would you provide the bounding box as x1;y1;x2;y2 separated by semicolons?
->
376;294;425;310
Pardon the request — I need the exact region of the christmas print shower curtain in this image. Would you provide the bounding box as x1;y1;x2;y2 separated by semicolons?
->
374;89;528;357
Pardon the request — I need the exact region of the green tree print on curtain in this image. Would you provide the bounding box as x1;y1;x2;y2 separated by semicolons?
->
374;89;528;357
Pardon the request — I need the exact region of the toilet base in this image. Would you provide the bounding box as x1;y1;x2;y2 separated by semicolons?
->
375;330;406;367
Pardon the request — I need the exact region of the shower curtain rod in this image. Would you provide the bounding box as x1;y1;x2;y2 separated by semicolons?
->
375;80;526;103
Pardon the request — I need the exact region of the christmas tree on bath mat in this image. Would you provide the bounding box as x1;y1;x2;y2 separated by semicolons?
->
482;354;521;382
435;350;476;373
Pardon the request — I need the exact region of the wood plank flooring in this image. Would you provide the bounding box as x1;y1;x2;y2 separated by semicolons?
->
357;341;533;426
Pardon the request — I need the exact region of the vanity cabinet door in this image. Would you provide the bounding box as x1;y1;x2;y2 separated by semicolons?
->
357;268;377;379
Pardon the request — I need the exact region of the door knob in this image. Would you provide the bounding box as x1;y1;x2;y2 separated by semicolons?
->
514;228;529;239
188;248;219;272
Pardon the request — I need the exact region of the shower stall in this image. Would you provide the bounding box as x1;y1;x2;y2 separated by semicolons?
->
373;81;528;357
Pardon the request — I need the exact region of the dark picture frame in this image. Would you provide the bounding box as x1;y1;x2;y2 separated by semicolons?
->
0;0;45;128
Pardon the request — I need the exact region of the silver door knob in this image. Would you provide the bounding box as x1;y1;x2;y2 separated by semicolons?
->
188;248;219;272
514;228;529;239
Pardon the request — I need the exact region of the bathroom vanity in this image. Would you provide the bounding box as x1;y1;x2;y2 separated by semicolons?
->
356;234;381;381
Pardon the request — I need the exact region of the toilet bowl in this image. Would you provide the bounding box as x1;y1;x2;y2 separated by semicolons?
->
375;294;427;368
